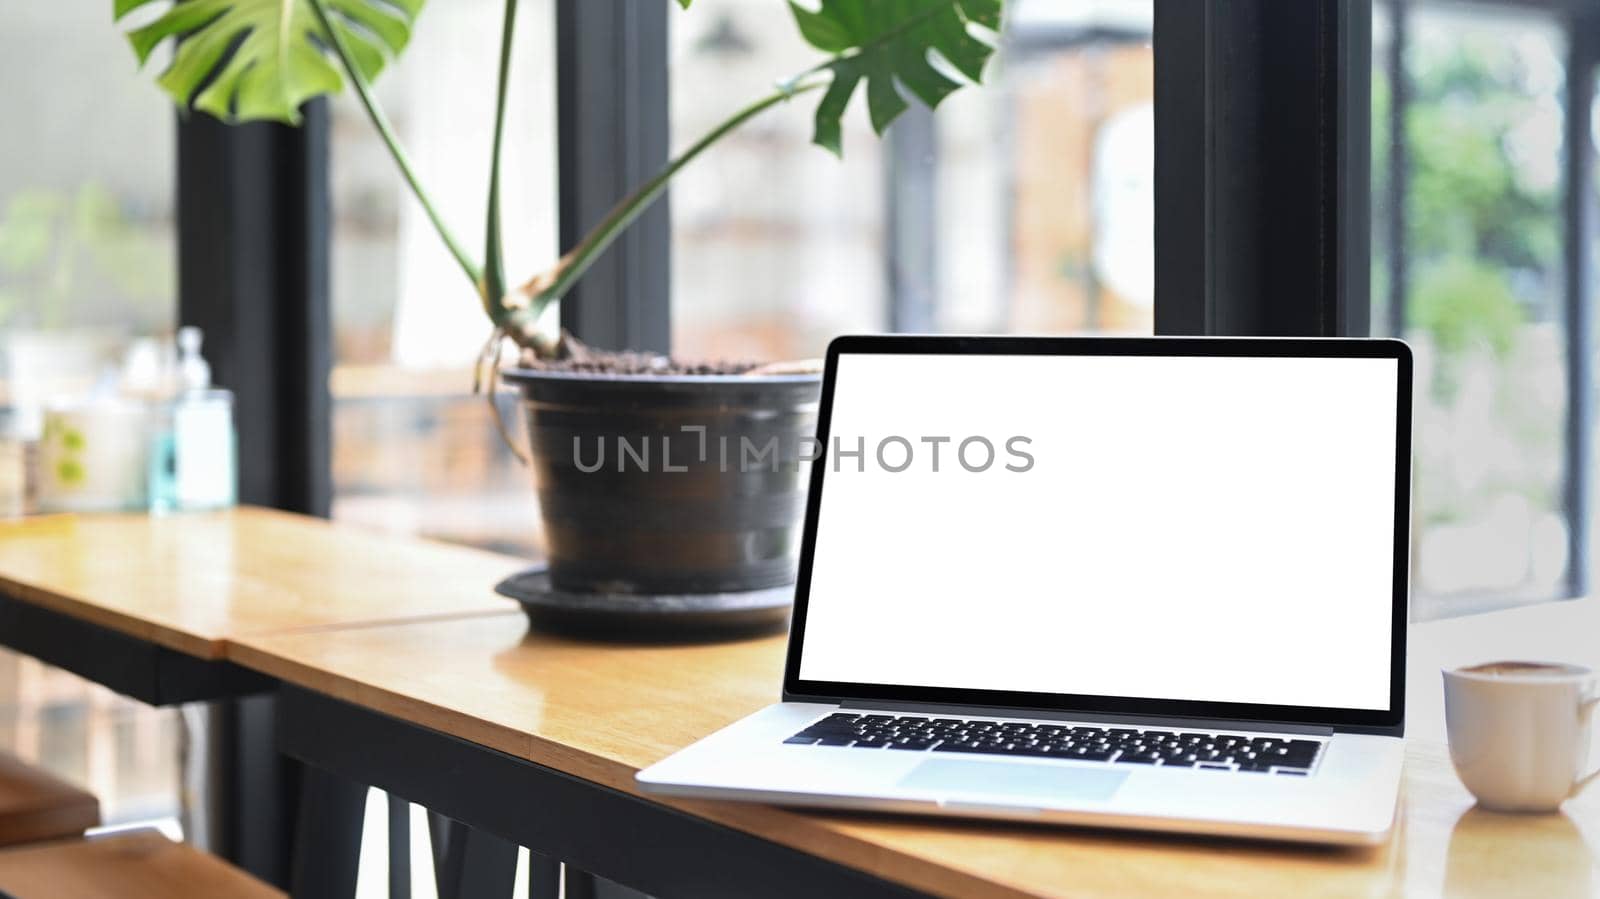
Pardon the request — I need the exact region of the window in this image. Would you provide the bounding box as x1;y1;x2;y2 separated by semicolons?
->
0;5;175;425
1374;1;1597;619
928;2;1154;336
0;1;181;832
669;0;1154;364
328;0;557;557
669;0;887;361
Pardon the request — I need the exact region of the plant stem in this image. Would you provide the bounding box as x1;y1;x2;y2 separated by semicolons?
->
306;0;482;290
482;0;518;321
516;79;827;328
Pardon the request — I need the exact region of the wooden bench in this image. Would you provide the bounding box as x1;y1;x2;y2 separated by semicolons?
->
0;831;282;899
0;754;97;848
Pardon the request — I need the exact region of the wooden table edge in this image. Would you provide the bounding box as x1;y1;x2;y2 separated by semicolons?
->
0;507;530;661
0;580;522;663
0;576;225;659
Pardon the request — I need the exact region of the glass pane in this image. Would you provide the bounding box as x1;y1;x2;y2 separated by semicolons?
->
0;5;176;424
1373;3;1570;619
0;5;181;829
670;0;1154;363
329;0;556;557
934;2;1154;335
669;0;888;362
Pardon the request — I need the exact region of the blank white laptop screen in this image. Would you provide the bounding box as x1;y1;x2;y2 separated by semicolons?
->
797;352;1400;712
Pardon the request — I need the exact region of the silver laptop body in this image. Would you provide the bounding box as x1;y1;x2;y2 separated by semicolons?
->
638;336;1411;845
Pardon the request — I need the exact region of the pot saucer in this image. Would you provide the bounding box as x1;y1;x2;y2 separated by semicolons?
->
494;566;792;641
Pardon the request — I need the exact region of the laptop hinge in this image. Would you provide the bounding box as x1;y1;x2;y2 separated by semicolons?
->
835;700;1336;736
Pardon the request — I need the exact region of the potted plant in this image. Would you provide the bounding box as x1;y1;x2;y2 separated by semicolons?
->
114;0;1003;601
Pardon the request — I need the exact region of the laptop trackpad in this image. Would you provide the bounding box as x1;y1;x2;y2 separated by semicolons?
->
899;759;1127;802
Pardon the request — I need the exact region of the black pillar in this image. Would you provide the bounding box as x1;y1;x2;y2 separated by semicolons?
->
1153;0;1371;337
1384;0;1409;339
176;102;332;517
556;0;672;353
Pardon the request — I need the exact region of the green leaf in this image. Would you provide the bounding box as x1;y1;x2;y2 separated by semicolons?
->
863;52;907;134
113;0;426;125
789;3;853;53
788;0;1002;155
677;0;693;8
810;64;860;156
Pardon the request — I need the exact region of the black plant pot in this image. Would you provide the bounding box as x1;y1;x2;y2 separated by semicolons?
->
503;368;823;595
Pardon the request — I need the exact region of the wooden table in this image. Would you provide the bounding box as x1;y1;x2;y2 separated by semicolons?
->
0;509;518;658
0;508;519;705
0;508;524;889
231;599;1600;898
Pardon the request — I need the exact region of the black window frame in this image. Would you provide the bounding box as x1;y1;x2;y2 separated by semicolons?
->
176;104;331;518
1153;0;1372;338
555;0;672;353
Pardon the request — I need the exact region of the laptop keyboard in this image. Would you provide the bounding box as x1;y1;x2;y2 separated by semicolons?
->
784;713;1324;774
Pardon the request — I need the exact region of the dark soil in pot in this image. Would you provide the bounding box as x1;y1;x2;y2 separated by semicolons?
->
504;346;822;596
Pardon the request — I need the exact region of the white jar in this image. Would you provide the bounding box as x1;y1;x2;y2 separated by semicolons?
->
35;400;154;513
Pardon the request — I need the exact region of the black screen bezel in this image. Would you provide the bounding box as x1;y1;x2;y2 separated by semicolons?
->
781;335;1413;735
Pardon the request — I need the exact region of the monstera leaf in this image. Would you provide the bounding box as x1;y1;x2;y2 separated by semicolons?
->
113;0;425;124
790;0;1001;155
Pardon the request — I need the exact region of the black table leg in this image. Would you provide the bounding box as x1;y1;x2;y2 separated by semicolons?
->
201;693;299;888
566;869;599;899
291;764;368;899
428;813;518;899
389;792;411;899
529;851;559;899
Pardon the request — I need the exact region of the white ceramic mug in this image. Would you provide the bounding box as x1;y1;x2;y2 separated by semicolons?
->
1443;661;1600;812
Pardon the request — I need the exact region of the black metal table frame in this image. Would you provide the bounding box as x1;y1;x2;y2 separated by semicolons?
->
277;685;928;899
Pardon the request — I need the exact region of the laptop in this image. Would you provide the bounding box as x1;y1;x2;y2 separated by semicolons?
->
637;335;1411;845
